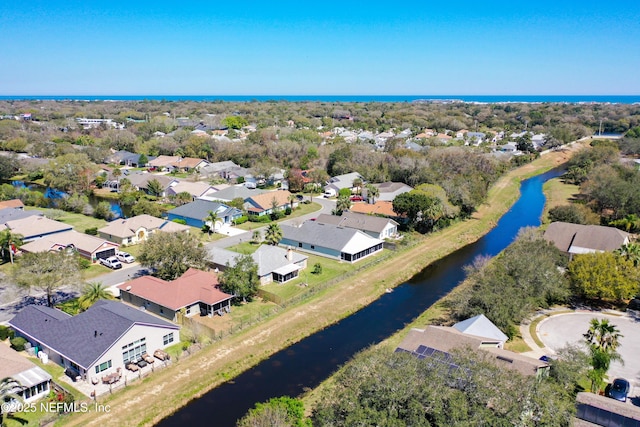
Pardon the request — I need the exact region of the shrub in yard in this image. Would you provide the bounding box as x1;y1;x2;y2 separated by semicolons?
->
312;263;323;275
77;257;91;269
84;227;98;235
172;219;187;225
0;325;10;340
234;215;248;225
285;207;292;216
249;215;271;223
10;336;27;351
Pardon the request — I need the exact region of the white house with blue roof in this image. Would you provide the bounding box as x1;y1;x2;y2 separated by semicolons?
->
9;300;179;386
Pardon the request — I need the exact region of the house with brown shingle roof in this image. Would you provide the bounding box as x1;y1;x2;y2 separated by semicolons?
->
0;199;25;210
97;214;189;245
396;324;548;378
19;230;119;262
0;343;52;404
245;190;293;217
0;216;72;242
148;155;181;171
171;157;209;172
350;201;402;219
543;222;630;258
117;268;233;321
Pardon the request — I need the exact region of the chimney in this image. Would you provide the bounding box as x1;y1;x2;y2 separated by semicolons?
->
286;246;293;261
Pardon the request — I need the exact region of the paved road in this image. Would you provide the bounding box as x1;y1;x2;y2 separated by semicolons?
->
0;262;145;324
207;196;335;249
538;311;640;396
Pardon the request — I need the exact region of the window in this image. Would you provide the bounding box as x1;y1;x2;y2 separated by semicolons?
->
95;360;112;374
163;333;174;346
298;242;302;248
311;245;315;250
121;338;147;363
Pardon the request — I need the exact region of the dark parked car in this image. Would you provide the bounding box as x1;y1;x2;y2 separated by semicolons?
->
605;378;630;402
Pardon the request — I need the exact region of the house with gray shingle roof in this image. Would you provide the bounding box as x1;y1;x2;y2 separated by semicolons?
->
198;185;266;203
167;200;242;228
206;245;308;284
280;221;383;262
324;172;364;194
372;182;414;202
9;300;179;386
315;212;398;240
97;214;190;245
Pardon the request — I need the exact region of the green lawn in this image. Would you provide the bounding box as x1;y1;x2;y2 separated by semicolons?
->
226;242;260;254
261;251;387;302
234;202;322;231
25;207;107;232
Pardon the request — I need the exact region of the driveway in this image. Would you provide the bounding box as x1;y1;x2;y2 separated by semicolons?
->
538;312;640;389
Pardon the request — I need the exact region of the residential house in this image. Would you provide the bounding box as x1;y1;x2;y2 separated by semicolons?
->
148;155;181;171
280;221;383;262
315;212;398;240
198;185;266;203
350;201;401;219
118;268;233;321
0;199;24;210
404;141;426;151
19;230;119;262
466;132;486;145
452;314;508;348
97;214;190;246
575;392;640;426
167;200;243;228
245;190;293;217
108;150;147;167
9;300;179;385
126;173;178;197
371;182;413;202
544;222;630;258
0;216;72;242
171;157;209;172
200;161;250;182
207;245;308;284
396;324;548;378
0;207;42;224
0;343;51;404
166;181;218;200
324;172;365;194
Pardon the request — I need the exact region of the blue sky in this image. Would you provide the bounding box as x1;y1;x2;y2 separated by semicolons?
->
1;1;638;95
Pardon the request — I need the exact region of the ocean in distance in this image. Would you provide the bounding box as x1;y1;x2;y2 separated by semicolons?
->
1;95;639;104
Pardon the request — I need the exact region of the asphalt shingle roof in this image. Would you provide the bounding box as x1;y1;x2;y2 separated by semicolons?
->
167;200;241;221
9;300;177;370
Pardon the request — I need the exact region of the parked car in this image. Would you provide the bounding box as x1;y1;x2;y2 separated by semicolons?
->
350;195;363;202
100;256;122;270
116;251;135;263
605;378;630;402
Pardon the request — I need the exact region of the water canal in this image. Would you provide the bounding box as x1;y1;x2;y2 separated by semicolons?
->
158;167;563;427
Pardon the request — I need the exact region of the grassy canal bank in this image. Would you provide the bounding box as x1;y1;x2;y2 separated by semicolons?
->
57;144;584;427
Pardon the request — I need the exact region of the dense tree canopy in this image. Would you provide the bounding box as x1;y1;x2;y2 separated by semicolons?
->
220;254;259;303
568;252;640;301
451;228;569;337
138;232;207;280
13;251;82;306
312;346;576;427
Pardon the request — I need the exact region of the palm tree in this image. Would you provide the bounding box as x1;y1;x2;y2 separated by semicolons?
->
365;183;379;204
0;377;23;425
78;282;114;311
205;210;219;235
615;242;640;266
0;230;23;264
264;223;283;246
146;178;164;198
352;178;363;195
335;194;352;215
584;318;623;393
584;318;623;353
251;230;262;244
609;214;640;233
